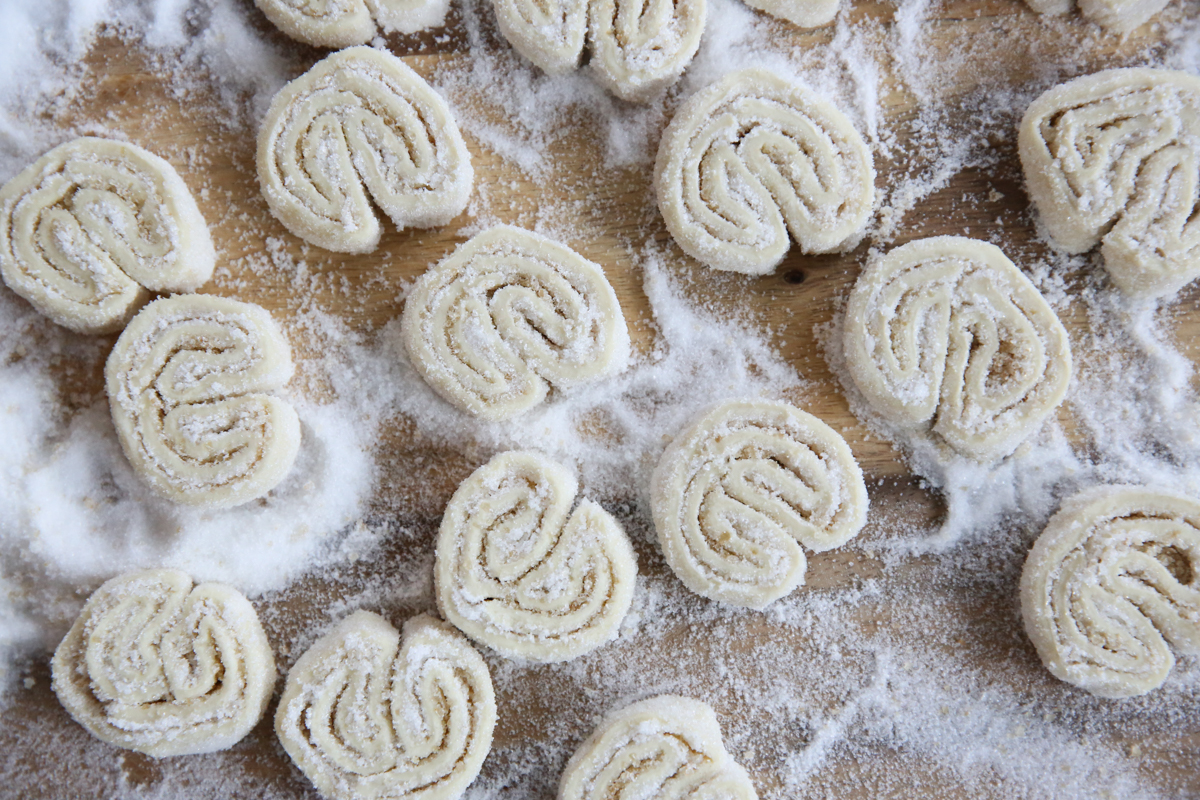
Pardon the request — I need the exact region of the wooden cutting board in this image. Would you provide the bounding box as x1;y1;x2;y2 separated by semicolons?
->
2;1;1198;797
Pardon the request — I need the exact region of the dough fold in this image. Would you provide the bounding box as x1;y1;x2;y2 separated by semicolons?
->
255;0;451;48
651;400;868;609
655;68;874;275
276;611;496;800
1019;68;1200;299
493;0;705;102
51;568;275;757
843;236;1072;461
401;225;629;420
0;137;214;334
105;294;301;508
558;695;758;800
258;47;472;253
436;451;637;662
1020;487;1200;698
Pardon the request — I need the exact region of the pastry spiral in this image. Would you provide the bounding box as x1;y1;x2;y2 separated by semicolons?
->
0;137;214;334
843;236;1072;462
1020;487;1200;698
50;569;275;757
1019;68;1200;299
401;226;630;421
741;0;838;28
257;47;472;254
1021;0;1168;33
276;611;496;800
435;451;637;662
254;0;451;48
558;695;758;800
493;0;705;102
654;68;875;275
650;400;868;609
105;294;301;509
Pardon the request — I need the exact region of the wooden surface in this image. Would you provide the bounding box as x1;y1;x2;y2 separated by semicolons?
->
2;0;1199;797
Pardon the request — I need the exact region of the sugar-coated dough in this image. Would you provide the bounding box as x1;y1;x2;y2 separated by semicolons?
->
1023;0;1168;32
742;0;838;28
655;68;875;275
1019;68;1200;299
651;400;867;609
558;695;758;800
257;47;472;254
435;451;637;662
255;0;451;48
0;137;214;334
843;236;1072;462
276;611;496;800
401;225;630;420
51;569;275;757
1020;487;1200;698
105;294;301;508
493;0;705;102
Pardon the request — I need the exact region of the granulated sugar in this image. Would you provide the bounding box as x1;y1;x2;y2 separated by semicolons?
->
1;0;1199;797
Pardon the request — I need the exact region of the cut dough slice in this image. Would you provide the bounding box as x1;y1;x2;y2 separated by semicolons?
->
436;451;637;662
0;137;214;334
655;68;875;275
1022;0;1169;33
401;225;630;420
651;400;868;609
1019;68;1200;299
558;695;758;800
493;0;705;102
51;568;275;757
843;236;1072;462
255;0;451;48
257;47;472;254
276;611;496;800
105;294;301;509
1020;486;1200;698
742;0;838;28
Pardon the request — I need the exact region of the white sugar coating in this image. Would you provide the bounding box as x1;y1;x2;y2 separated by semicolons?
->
2;0;1200;797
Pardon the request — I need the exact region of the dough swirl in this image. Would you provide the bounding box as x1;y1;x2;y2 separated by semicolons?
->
1022;0;1168;33
558;695;758;800
51;568;275;757
276;611;496;800
494;0;705;102
105;294;301;509
255;0;451;48
257;47;472;254
843;236;1072;461
435;451;637;662
1019;68;1200;299
1021;487;1200;698
401;226;629;420
0;137;214;334
651;400;868;609
654;68;875;275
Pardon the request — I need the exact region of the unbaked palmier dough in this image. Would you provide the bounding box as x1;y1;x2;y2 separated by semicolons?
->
51;568;275;757
558;695;758;800
493;0;705;102
255;0;451;48
105;294;301;508
742;0;838;28
0;137;214;334
1020;68;1200;299
843;236;1072;461
651;400;867;609
276;611;496;800
401;226;629;420
1021;487;1200;698
655;68;875;275
258;47;472;253
436;451;637;662
1022;0;1169;33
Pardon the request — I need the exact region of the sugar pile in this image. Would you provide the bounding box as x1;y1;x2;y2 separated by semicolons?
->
1;0;1200;797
